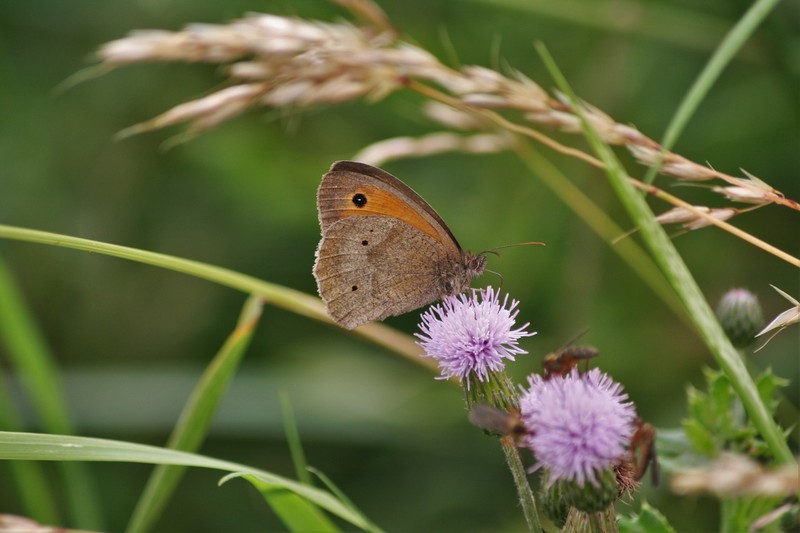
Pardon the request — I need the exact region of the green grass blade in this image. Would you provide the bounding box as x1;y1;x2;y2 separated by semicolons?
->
0;370;58;524
126;296;264;533
515;143;688;323
224;473;341;532
0;431;370;529
619;501;677;533
0;257;103;528
535;43;794;466
308;466;384;533
280;393;312;486
642;0;782;185
0;224;433;373
465;0;755;59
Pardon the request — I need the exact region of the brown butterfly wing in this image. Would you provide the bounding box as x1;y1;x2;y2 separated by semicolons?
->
314;161;465;329
314;215;447;329
317;161;463;258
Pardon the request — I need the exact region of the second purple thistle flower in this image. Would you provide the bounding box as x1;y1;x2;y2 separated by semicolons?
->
519;368;637;487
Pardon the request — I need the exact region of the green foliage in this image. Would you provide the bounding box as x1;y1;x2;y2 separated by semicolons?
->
683;368;787;460
681;367;791;532
0;0;796;530
222;474;341;533
721;497;785;533
0;257;102;527
539;469;619;526
127;296;264;533
618;502;677;533
756;369;790;414
0;431;374;530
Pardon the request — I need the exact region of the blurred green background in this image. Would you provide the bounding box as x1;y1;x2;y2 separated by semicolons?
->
0;0;797;531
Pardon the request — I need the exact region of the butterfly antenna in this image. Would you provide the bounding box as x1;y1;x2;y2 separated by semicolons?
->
483;241;545;254
556;328;590;351
480;241;545;259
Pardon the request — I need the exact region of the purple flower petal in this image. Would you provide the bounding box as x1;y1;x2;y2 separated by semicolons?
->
415;287;535;386
519;368;636;486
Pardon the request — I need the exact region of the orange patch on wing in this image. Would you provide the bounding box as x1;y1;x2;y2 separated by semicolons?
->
338;184;442;243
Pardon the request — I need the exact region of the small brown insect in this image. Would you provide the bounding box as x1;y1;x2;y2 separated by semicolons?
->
542;339;599;379
629;417;659;484
468;404;526;441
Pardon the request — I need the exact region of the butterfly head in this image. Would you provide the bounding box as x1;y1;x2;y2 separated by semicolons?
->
439;252;487;297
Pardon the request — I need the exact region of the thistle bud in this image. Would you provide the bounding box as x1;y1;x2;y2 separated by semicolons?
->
716;288;764;348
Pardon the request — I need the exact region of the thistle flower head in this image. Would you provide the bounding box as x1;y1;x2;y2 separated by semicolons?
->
415;287;534;386
520;368;636;487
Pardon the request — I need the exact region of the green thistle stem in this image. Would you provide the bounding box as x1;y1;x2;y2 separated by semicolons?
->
466;371;519;411
501;437;542;532
563;507;618;533
467;371;541;531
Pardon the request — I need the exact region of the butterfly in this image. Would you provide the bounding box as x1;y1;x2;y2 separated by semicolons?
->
313;160;486;329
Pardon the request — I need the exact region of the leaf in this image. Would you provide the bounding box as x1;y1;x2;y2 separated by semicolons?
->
0;257;102;528
126;296;264;533
280;393;312;486
755;369;788;412
619;502;677;533
682;419;717;456
723;496;784;533
709;372;735;435
0;431;371;530
225;474;340;532
308;467;382;533
709;372;734;418
685;386;711;425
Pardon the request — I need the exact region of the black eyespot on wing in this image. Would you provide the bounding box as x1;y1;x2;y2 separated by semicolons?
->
361;239;368;246
352;193;367;207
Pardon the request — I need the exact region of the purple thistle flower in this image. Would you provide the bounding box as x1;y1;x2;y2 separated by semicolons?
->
415;287;535;386
520;368;636;487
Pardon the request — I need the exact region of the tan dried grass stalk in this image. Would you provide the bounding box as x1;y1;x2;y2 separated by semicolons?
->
670;453;800;497
95;1;799;263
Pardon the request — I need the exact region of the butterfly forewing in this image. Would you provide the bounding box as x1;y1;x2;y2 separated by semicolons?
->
317;162;463;260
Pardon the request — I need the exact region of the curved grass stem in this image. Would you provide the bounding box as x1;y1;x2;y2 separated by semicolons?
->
0;224;435;373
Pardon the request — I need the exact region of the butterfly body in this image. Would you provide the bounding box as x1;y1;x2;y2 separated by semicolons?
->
314;160;486;329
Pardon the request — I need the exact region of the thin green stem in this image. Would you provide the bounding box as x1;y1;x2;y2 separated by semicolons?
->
126;296;263;533
563;508;618;533
466;371;540;531
465;0;761;61
281;393;313;486
536;43;793;465
0;370;59;524
0;224;436;373
514;143;689;324
0;256;103;528
0;431;369;530
501;438;542;532
643;0;783;185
